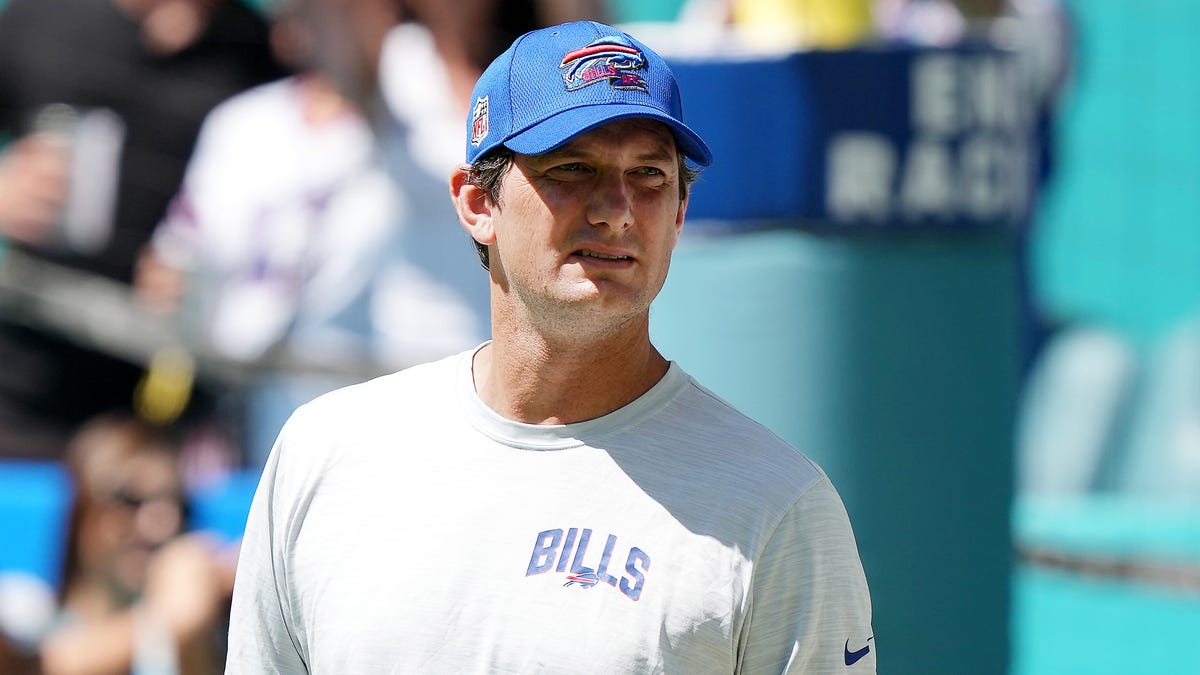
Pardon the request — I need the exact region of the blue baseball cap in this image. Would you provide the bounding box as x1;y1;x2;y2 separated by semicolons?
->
465;21;712;167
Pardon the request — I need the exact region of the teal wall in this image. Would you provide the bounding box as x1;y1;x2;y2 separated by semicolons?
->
654;228;1021;674
606;0;689;23
1033;0;1200;348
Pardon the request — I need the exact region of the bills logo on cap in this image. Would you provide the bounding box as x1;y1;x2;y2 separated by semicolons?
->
559;36;648;92
470;95;489;146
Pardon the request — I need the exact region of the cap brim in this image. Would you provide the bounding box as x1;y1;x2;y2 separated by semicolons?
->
504;104;713;167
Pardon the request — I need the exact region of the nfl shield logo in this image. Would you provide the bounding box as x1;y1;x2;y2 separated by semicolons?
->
470;96;489;146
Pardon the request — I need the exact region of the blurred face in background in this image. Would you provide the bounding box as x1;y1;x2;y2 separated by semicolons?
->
267;0;322;71
287;0;403;107
68;422;186;603
112;0;220;54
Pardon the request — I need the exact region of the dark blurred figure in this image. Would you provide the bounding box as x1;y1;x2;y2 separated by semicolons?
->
1;634;41;675
0;568;56;674
0;0;286;460
403;0;607;107
288;0;605;132
360;0;608;368
39;414;236;674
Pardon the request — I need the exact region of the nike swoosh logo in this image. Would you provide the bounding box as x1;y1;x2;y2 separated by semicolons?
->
844;637;873;666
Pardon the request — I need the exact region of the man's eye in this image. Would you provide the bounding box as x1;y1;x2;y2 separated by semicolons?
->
545;163;593;181
637;166;664;176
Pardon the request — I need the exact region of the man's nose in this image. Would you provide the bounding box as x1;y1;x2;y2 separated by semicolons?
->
586;172;634;230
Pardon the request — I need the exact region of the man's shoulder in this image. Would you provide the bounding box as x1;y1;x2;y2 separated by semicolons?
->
290;352;463;428
654;369;828;494
673;372;812;452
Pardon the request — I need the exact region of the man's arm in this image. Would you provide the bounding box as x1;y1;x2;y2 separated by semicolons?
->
737;477;876;674
225;425;308;674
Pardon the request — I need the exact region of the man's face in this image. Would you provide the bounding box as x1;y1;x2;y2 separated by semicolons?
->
489;118;688;336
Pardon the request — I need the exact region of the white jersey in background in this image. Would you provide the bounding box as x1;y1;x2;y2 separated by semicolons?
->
150;75;398;363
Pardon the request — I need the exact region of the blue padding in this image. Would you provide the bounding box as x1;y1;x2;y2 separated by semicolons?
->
670;53;813;221
187;469;262;544
0;461;71;588
0;460;262;588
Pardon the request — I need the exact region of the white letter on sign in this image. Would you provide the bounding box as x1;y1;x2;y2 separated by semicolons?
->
827;133;896;224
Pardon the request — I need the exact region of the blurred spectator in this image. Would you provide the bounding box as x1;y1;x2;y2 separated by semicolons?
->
368;0;603;361
874;0;1070;51
1;633;40;675
136;3;398;367
366;0;608;370
0;571;55;674
404;0;608;107
873;0;967;45
726;0;875;49
135;0;406;464
38;414;236;675
0;0;285;276
133;0;603;465
0;0;286;460
367;10;492;372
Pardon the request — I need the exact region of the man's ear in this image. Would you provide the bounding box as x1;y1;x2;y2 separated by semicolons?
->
673;190;688;239
450;165;496;247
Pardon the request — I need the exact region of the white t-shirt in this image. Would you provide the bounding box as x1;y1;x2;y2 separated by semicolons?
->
226;348;876;673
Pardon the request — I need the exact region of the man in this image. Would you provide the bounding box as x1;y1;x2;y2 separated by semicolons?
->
226;21;875;673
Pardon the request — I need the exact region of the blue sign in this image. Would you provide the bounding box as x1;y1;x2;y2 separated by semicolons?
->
669;43;1043;230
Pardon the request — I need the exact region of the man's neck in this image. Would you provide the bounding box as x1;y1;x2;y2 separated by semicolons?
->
473;324;670;425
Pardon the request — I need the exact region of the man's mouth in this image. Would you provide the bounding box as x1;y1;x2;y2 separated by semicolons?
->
577;250;631;261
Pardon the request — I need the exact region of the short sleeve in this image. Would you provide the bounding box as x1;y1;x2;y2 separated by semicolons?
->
225;419;309;674
737;477;876;674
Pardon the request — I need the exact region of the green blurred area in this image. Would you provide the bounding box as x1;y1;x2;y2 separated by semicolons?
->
606;0;688;22
1033;0;1200;348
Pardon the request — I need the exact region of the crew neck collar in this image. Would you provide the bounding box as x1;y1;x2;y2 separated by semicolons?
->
455;344;686;450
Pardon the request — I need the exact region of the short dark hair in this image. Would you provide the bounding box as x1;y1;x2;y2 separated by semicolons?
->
465;145;700;271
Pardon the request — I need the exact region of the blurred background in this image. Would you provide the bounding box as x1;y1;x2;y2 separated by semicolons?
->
1;0;1197;673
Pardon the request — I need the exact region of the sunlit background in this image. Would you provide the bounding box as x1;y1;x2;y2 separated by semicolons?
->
2;1;1198;673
